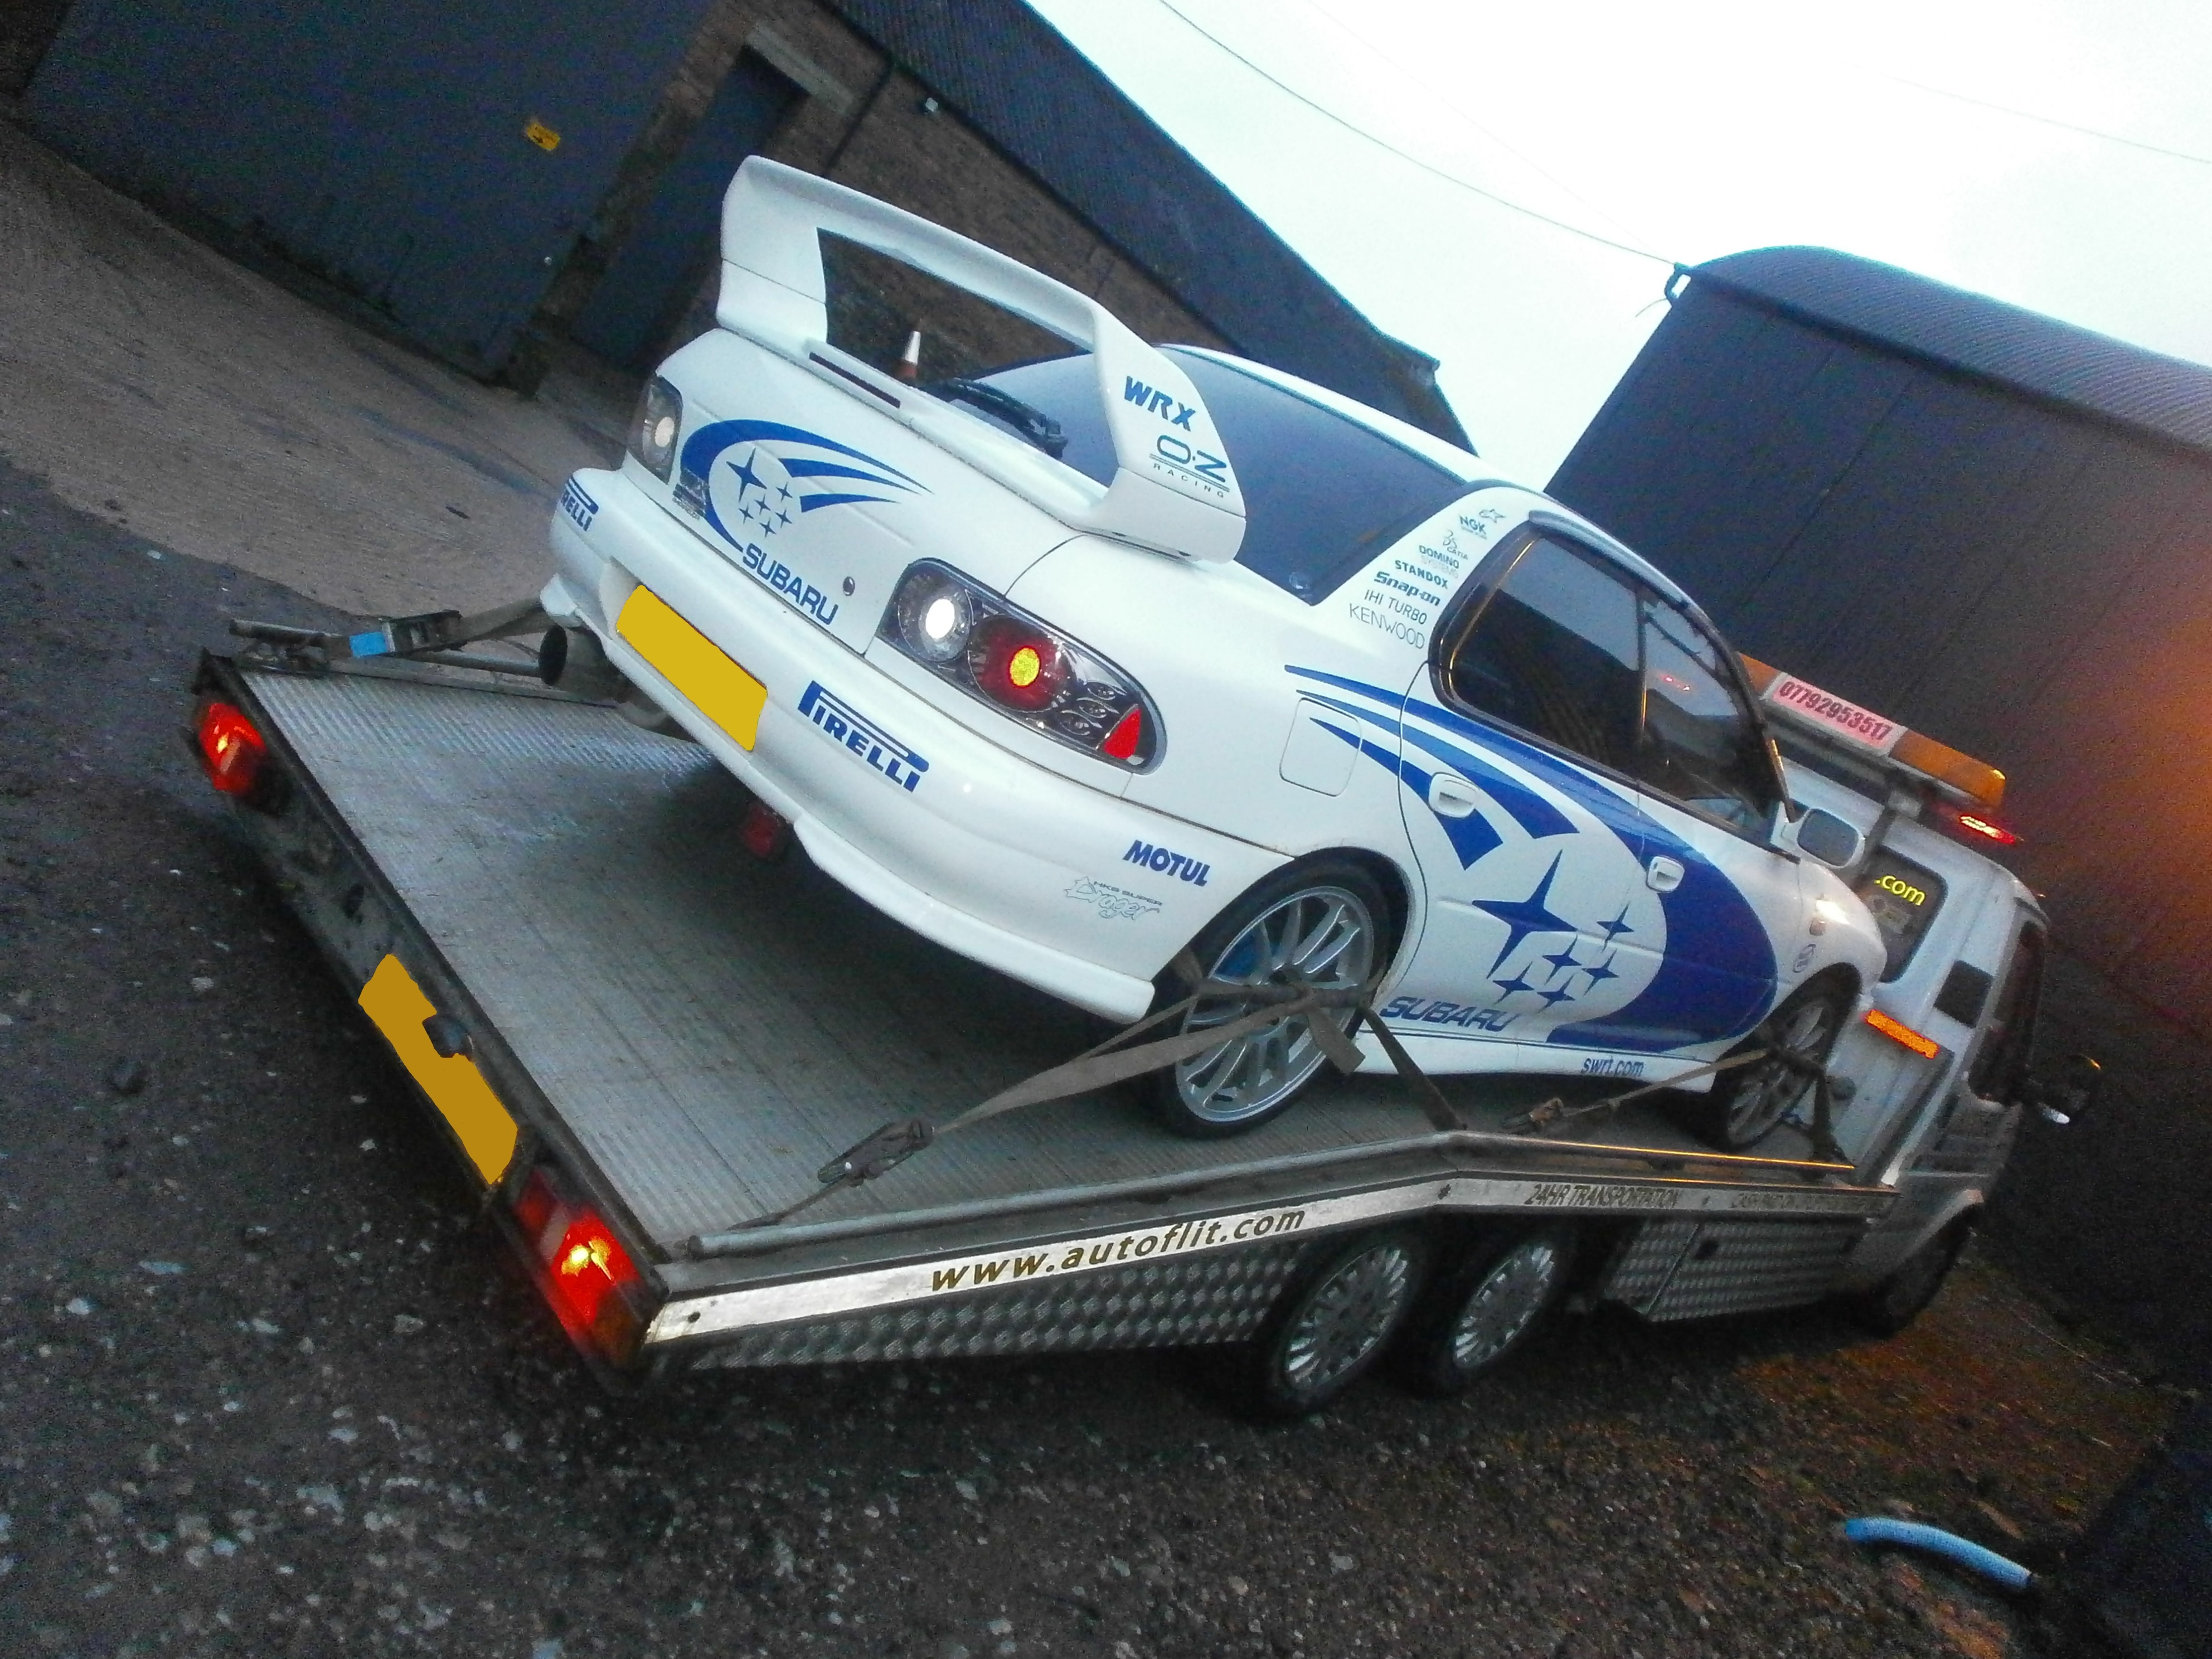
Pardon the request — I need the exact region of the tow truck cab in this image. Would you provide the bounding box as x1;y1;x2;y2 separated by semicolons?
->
1739;657;2074;1307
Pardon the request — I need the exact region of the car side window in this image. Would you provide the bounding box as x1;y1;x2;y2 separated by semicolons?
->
1442;535;1642;772
1634;598;1781;833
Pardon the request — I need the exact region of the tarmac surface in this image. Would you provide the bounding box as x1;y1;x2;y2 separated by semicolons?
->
0;120;624;620
0;119;2192;1659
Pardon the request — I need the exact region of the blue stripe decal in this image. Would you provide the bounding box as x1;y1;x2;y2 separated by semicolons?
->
1292;672;1576;841
678;420;924;487
1288;664;1779;1051
779;458;913;487
797;491;901;512
676;419;926;547
1318;720;1510;870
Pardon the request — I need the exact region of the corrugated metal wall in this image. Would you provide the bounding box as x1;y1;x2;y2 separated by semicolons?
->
1550;283;2212;1026
25;0;714;374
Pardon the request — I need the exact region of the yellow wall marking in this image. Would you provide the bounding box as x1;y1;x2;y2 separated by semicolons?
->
617;586;767;749
358;954;518;1184
523;118;562;153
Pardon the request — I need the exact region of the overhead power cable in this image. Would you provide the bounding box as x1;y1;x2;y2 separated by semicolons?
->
1294;0;1651;251
1148;0;1677;268
1878;71;2212;168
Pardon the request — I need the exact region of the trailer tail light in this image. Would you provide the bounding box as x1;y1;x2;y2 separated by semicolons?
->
513;1167;562;1248
1865;1007;1941;1059
552;1214;642;1333
1953;811;2021;846
196;701;268;795
511;1167;649;1366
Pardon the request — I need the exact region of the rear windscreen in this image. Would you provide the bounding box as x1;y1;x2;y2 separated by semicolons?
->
1169;352;1469;601
1854;851;1947;982
971;349;1471;600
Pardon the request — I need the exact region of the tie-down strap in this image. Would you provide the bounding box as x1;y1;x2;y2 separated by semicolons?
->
730;955;1461;1234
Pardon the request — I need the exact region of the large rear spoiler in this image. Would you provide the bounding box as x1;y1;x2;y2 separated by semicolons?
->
1740;655;2005;811
715;159;1246;564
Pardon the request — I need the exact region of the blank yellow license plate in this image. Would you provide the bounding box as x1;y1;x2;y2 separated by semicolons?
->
357;954;517;1185
616;585;767;749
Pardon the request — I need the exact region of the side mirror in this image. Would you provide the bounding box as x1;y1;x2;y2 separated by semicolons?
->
2024;1052;2102;1126
1779;806;1865;868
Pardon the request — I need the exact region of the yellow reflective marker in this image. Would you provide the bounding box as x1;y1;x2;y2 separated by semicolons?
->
523;118;561;153
617;585;767;749
357;954;518;1184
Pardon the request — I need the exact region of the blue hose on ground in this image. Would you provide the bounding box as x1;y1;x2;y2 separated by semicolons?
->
1843;1517;2035;1593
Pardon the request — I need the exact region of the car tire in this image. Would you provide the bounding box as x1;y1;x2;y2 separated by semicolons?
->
1676;978;1851;1151
1236;1229;1428;1421
1846;1214;1973;1336
1396;1225;1574;1397
1141;858;1390;1138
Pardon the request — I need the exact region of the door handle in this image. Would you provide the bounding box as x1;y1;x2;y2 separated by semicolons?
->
1426;774;1481;819
1645;855;1684;892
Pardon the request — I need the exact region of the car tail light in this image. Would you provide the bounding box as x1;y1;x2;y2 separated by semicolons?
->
511;1167;649;1366
1100;704;1145;761
195;701;268;796
627;376;682;481
879;561;1162;768
969;616;1065;712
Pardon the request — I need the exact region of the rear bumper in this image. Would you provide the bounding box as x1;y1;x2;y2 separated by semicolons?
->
544;469;1282;1022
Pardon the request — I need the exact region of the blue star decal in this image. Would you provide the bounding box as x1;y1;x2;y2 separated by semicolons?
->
1492;973;1537;997
1542;944;1581;976
1596;904;1635;943
1469;853;1576;974
775;508;792;528
1581;953;1620;988
726;451;765;497
739;499;758;522
1537;985;1578;1008
777;482;793;503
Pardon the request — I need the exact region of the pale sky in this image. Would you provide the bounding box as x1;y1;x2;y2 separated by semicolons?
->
1027;0;2212;483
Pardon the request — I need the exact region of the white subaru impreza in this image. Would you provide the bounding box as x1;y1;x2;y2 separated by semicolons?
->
541;158;1884;1146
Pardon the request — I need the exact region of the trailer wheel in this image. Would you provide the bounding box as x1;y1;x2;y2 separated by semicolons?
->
1398;1225;1574;1396
1679;979;1850;1150
1144;859;1388;1138
1240;1229;1427;1420
1847;1214;1973;1336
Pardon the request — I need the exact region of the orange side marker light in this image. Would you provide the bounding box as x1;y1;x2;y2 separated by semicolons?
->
1866;1008;1941;1059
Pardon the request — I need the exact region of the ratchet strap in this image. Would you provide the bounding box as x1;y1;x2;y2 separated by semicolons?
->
706;968;1856;1236
727;952;1463;1234
1503;1039;1849;1167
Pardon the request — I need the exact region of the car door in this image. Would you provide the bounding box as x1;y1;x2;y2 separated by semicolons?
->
1934;914;2047;1171
1585;592;1800;1054
1386;531;1655;1055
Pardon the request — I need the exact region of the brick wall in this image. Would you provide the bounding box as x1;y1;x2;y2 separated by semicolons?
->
541;0;1229;368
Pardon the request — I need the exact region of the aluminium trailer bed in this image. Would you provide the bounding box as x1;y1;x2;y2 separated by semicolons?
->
192;649;1899;1390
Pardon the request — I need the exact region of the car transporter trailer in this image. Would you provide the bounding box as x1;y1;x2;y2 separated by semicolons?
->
182;625;2002;1414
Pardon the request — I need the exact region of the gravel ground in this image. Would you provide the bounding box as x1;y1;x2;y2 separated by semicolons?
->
0;451;2182;1659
